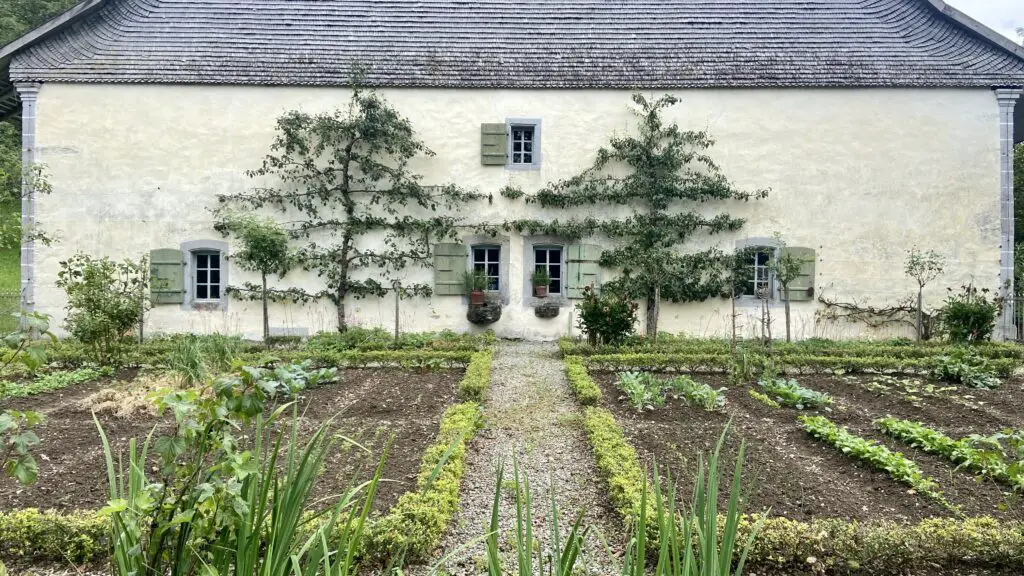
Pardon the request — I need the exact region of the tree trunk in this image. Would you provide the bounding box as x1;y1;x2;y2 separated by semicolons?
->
261;272;270;343
730;289;737;361
337;290;347;333
783;285;792;342
645;285;660;340
916;287;923;341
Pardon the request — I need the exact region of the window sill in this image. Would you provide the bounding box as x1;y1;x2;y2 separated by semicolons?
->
506;163;541;171
528;295;571;307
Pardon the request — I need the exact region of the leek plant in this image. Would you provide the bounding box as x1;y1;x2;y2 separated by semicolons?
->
622;425;764;576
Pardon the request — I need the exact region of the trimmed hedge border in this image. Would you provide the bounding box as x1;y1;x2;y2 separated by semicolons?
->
582;353;1018;378
565;356;602;406
559;338;1024;360
458;351;493;402
363;349;493;562
0;509;107;562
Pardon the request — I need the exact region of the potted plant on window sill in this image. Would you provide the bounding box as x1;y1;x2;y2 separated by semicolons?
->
463;270;488;306
531;270;551;298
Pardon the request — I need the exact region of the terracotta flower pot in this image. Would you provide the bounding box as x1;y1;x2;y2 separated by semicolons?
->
470;289;485;306
534;285;548;298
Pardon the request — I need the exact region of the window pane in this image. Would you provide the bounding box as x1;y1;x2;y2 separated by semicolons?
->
488;277;499;290
197;270;208;283
523;129;533;141
523;142;532;153
196;254;208;268
210;270;220;284
487;248;499;260
549;263;561;278
474;248;485;262
487;263;499;277
211;285;220;299
513;153;522;163
522;153;532;163
550;248;561;261
474;264;485;274
535;250;547;264
210;254;220;268
755;251;770;265
196;285;208;299
513;141;522;153
550;279;561;293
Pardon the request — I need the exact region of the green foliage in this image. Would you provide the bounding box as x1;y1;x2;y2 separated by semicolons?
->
1015;143;1024;244
0;508;107;562
564;356;602;406
930;347;1002;389
757;375;832;410
97;361;363;576
166;333;244;385
530;268;550;286
501;93;766;336
499;185;525;200
217;214;293;341
747;388;780;409
458;350;492;402
0;366;109;399
485;460;588;576
575;285;638;345
904;247;945;289
938;285;1000;344
622;426;763;576
580;406;655;530
55;253;149;364
666;374;727;411
0;0;80;45
877;417;1024;492
364;401;483;563
0;123;20;204
0;409;42;485
304;327;492;353
2;311;56;374
799;415;950;508
616;371;666;411
215;87;483;330
462;269;487;292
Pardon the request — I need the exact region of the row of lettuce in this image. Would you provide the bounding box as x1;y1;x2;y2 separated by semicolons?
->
564;356;1024;575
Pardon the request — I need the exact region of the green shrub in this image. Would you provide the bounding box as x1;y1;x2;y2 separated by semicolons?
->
758;376;832;410
458;350;492;401
0;508;107;562
564;356;602;405
55;253;148;364
575;285;639;345
580;407;654;531
800;415;950;508
364;401;483;562
166;334;246;385
930;348;1002;389
304;328;491;353
938;285;1000;344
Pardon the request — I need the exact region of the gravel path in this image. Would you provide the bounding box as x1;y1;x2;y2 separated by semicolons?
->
411;340;623;575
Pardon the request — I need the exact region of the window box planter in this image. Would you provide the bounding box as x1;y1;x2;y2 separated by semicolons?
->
467;301;502;325
534;301;559;319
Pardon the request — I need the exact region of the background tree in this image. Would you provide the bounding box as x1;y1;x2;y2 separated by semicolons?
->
218;214;292;342
767;233;811;343
904;246;945;341
217;87;482;332
504;94;766;339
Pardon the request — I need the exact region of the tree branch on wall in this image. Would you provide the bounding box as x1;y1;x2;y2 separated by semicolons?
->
816;294;938;340
214;86;485;332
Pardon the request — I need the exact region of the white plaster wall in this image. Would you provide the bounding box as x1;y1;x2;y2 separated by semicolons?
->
30;85;1002;340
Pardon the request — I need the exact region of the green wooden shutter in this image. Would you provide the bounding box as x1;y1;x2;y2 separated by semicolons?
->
566;244;602;299
481;123;508;166
434;243;468;295
781;246;816;302
150;248;186;305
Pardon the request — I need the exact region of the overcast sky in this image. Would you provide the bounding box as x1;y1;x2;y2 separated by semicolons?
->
948;0;1021;42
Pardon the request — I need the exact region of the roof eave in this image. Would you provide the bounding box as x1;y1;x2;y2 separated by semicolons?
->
925;0;1024;62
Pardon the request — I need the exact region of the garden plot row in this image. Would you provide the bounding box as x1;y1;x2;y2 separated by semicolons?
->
0;350;494;566
566;355;1024;574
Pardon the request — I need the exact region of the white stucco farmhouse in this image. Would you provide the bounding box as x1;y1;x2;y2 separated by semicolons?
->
0;0;1023;341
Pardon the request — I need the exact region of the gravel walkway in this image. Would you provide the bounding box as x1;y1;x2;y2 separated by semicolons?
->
411;340;623;575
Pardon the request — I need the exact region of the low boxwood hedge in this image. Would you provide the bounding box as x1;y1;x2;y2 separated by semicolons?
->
0;508;107;562
565;356;602;405
458;351;493;401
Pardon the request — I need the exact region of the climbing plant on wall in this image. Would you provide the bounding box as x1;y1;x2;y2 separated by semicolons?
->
495;94;767;338
215;87;482;332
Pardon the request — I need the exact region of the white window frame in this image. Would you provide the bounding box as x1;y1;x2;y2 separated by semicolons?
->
533;245;564;295
181;239;229;310
472;244;502;292
192;250;223;303
506;118;541;170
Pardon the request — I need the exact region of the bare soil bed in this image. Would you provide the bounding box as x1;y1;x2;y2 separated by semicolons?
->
0;368;461;513
593;372;1024;523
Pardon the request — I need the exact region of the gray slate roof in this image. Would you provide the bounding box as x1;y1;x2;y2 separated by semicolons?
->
6;0;1024;88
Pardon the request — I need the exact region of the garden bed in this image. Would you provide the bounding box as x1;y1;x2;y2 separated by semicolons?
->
0;368;462;513
592;371;1024;522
